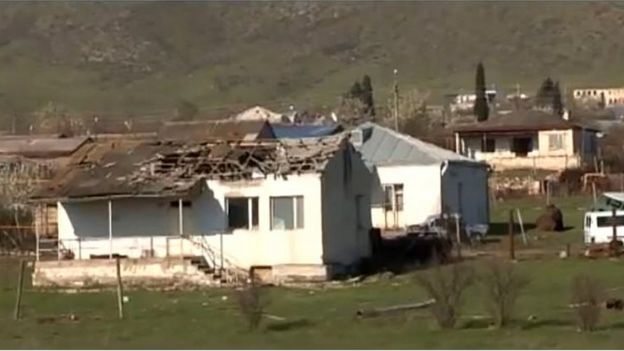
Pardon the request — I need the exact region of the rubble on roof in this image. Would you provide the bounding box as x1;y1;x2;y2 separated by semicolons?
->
31;135;348;202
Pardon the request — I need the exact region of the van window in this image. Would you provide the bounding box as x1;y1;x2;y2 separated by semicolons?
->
585;216;592;228
596;215;624;227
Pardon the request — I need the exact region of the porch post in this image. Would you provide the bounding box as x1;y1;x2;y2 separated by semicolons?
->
178;198;183;258
108;199;113;260
247;198;253;230
35;204;40;262
454;132;460;153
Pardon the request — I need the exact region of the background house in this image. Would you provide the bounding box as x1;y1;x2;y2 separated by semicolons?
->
0;134;90;239
452;110;599;171
352;122;489;230
32;136;372;280
159;119;275;141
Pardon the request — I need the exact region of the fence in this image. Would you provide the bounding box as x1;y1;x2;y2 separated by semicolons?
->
491;172;624;200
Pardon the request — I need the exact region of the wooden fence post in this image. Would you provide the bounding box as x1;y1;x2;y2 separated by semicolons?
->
115;257;124;320
455;213;461;259
509;210;515;260
612;208;618;243
13;260;26;320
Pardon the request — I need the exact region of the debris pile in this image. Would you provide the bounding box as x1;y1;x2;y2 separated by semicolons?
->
536;204;564;231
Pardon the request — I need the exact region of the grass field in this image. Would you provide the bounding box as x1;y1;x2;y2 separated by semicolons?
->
3;195;624;349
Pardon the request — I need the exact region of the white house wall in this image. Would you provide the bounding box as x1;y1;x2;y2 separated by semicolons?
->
441;163;489;226
56;174;327;269
371;165;442;229
321;147;373;266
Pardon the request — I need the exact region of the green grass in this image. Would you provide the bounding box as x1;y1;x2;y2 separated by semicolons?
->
3;258;624;349
1;194;621;349
488;194;593;253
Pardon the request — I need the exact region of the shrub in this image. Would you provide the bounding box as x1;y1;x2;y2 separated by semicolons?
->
570;274;603;332
236;282;269;331
416;262;475;329
480;259;529;328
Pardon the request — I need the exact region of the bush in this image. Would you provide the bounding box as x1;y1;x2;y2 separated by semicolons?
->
416;263;475;329
570;274;603;332
480;259;529;328
236;282;269;331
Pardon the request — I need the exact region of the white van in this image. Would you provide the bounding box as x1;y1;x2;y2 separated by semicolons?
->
583;210;624;244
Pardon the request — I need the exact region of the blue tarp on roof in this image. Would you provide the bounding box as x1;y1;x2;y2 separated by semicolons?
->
272;124;343;139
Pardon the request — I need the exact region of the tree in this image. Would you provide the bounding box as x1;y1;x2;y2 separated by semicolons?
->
360;75;376;117
395;89;431;137
535;77;556;106
348;81;363;100
32;101;82;136
335;96;369;127
552;81;563;116
473;62;489;121
174;99;199;121
535;77;564;115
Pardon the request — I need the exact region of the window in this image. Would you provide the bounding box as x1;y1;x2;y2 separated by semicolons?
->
548;133;564;151
270;196;304;230
383;184;404;212
170;200;192;208
596;215;624;228
483;138;495;152
511;137;532;157
226;197;258;230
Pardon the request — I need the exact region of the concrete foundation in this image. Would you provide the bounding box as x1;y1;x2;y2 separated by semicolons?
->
33;258;213;288
33;259;340;288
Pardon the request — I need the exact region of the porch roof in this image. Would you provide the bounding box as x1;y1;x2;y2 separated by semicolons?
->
451;110;598;134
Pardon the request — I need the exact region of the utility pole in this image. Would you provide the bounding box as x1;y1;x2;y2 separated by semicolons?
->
393;68;399;132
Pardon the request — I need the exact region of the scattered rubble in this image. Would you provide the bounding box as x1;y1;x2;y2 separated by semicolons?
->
536;204;564;231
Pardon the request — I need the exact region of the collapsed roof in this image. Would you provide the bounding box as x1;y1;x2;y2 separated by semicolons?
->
31;135;349;202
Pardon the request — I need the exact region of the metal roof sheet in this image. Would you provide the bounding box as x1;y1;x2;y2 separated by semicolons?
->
355;122;479;166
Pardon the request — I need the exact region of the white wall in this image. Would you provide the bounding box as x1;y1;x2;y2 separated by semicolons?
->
441;162;489;226
321;146;373;265
537;130;574;156
370;164;442;228
57;174;326;269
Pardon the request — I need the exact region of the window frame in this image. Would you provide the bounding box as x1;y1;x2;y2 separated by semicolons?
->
270;196;304;231
548;133;564;151
225;196;259;231
382;184;404;212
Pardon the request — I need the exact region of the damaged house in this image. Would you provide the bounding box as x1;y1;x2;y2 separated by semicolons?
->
31;135;372;284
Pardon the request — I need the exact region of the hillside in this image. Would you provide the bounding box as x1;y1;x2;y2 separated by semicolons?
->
1;1;624;128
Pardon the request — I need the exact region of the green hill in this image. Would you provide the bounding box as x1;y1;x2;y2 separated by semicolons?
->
0;1;624;127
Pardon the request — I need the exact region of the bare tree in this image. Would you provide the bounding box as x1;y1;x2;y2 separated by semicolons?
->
236;282;270;331
480;259;529;328
381;89;431;136
416;262;475;329
570;274;603;332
